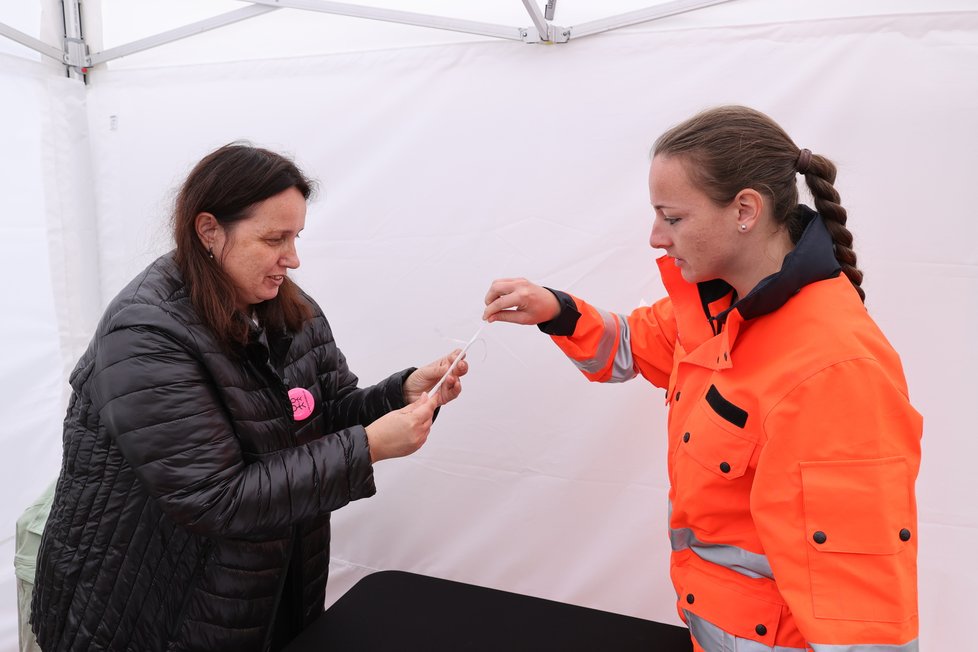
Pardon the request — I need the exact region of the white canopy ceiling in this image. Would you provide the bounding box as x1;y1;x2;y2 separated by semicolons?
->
3;0;976;72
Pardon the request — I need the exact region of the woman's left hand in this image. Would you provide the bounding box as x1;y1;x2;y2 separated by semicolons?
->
404;349;469;407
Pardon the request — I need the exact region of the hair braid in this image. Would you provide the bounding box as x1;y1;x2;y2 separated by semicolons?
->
803;154;865;302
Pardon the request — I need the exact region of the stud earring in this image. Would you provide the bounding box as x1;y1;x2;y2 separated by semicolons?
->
207;247;215;259
739;224;747;232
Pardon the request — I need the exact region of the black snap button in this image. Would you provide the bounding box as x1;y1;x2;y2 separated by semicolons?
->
723;352;728;361
685;593;694;604
755;624;767;636
683;432;690;443
716;356;720;364
719;461;731;473
899;528;912;541
813;531;827;544
675;391;681;401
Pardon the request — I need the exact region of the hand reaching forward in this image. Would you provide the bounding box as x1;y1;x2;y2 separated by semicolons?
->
365;393;438;463
483;277;560;325
403;349;469;406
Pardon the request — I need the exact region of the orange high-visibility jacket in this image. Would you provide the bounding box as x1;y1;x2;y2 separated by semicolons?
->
543;213;921;651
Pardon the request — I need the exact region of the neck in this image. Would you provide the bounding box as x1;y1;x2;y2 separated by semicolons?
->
729;229;795;298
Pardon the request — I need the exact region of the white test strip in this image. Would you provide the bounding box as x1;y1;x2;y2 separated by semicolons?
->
428;322;486;396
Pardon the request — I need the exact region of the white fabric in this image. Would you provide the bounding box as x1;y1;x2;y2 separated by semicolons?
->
0;55;92;651
1;5;977;651
93;0;978;68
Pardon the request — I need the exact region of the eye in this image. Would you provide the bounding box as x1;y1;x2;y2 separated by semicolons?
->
663;217;681;226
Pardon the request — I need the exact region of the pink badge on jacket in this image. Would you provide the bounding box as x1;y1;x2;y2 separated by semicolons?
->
288;387;315;421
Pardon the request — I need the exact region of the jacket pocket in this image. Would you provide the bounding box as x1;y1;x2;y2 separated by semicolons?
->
676;562;784;645
800;456;917;622
680;398;756;481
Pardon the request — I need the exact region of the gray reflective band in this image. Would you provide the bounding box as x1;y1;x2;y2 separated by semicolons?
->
671;527;773;580
609;314;639;382
570;309;637;382
685;611;806;652
811;643;919;652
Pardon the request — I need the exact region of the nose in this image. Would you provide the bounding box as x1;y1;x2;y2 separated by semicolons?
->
650;217;671;250
282;240;300;269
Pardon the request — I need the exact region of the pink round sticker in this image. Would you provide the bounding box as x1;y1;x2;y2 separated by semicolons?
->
288;387;315;421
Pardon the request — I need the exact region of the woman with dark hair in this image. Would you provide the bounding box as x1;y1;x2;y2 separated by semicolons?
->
483;106;921;651
31;143;467;651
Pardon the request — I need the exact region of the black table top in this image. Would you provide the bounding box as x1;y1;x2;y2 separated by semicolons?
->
284;570;693;651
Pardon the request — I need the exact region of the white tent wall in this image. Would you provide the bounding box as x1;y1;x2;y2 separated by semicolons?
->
0;48;100;652
3;3;977;651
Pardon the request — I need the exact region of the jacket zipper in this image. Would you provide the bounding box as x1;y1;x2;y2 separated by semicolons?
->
247;343;305;650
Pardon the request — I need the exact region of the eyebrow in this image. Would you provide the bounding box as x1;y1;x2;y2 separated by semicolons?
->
263;228;303;236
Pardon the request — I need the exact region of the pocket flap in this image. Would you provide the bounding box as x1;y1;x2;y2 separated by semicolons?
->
682;397;756;480
678;564;783;643
801;457;913;554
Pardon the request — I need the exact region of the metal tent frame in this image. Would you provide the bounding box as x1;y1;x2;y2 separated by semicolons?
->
1;0;734;79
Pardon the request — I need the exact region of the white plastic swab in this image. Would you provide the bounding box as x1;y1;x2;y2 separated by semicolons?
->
429;322;486;396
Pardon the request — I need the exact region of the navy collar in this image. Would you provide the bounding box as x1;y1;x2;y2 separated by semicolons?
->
705;205;841;325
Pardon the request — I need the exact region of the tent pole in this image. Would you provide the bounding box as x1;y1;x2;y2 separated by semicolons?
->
570;0;738;39
520;0;552;42
0;22;64;62
62;0;88;79
88;6;279;67
244;0;525;42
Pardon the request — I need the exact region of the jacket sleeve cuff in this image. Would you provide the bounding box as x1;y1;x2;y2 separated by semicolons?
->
346;425;377;501
387;367;416;409
537;288;581;336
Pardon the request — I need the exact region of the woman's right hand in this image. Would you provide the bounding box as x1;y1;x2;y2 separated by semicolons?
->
365;393;438;463
482;277;560;325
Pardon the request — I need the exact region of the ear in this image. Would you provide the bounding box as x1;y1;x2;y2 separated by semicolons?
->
194;212;221;250
733;189;764;232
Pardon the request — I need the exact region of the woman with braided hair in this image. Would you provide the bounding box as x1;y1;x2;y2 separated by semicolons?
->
483;106;921;651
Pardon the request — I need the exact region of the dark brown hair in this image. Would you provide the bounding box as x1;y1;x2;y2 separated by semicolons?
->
653;105;864;302
172;143;316;349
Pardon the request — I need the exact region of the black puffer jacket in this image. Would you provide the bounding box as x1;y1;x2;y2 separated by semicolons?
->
32;254;410;651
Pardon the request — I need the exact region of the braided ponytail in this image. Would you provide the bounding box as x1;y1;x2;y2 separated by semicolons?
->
800;152;865;302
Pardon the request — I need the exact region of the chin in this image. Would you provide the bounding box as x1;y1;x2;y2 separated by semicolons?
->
255;291;280;304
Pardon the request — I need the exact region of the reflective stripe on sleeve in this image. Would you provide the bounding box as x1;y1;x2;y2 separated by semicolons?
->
810;642;919;652
569;309;638;382
671;527;774;580
685;611;806;652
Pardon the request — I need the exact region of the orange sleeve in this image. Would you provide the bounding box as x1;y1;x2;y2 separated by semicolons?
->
550;295;678;389
751;358;922;648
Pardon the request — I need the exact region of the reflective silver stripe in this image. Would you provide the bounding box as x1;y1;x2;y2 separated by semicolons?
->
685;611;806;652
570;309;637;382
811;642;919;652
609;313;639;382
671;527;773;580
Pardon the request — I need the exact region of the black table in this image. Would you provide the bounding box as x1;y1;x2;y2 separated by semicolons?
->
284;570;693;651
